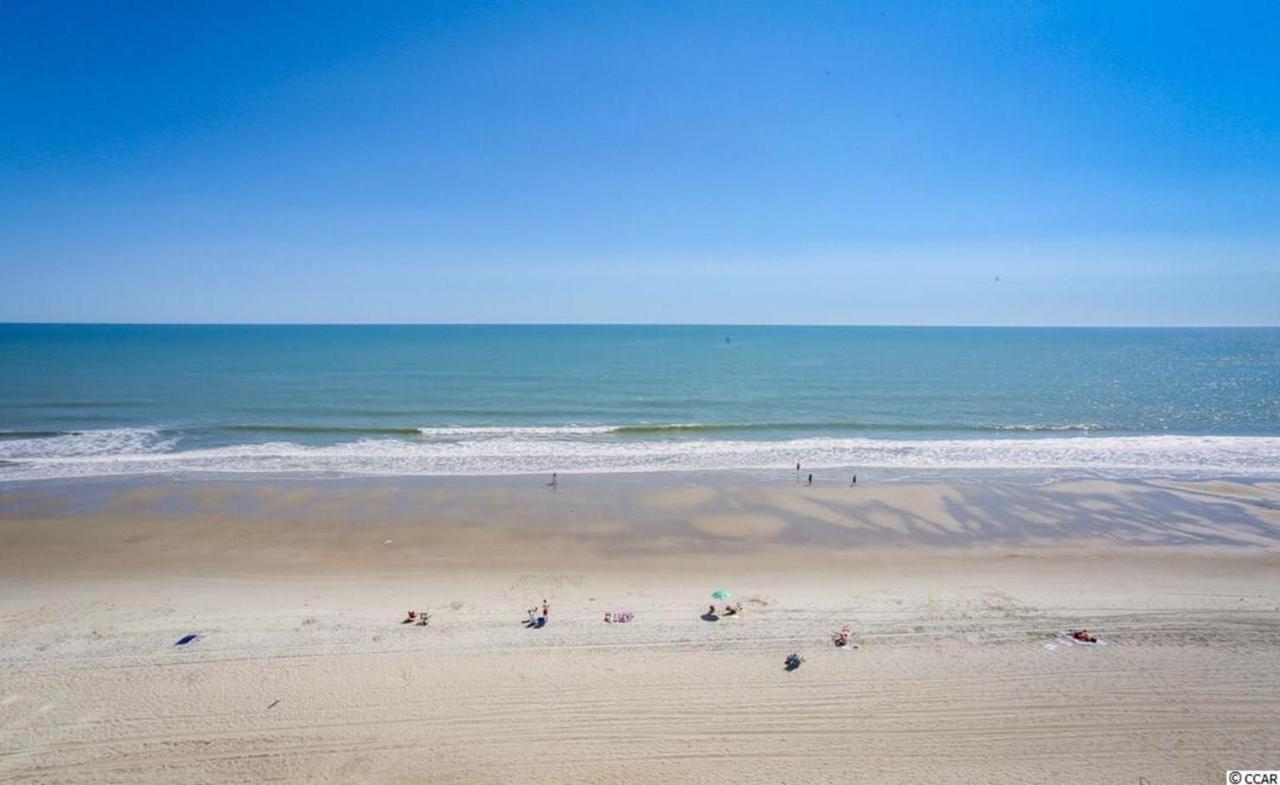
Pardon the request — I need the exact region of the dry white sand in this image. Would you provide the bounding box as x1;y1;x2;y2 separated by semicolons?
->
1;477;1279;784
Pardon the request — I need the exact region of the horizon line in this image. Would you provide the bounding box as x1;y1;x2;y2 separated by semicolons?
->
1;321;1278;330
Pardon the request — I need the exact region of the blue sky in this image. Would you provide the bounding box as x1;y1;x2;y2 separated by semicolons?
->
2;1;1277;325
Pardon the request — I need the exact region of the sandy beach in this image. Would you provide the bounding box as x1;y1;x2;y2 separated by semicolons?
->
2;476;1279;784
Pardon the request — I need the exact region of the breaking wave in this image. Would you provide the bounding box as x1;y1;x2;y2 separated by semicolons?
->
0;428;176;461
1;427;1278;482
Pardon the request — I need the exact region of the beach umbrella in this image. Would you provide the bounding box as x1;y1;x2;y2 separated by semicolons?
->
711;589;731;600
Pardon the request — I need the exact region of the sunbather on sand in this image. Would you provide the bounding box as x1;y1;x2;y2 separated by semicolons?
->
834;625;851;647
415;611;430;626
723;602;742;616
1072;630;1098;643
401;611;417;624
784;653;806;670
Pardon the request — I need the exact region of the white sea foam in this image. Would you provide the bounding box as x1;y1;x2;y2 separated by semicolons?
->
993;423;1103;432
2;430;1279;482
0;428;174;460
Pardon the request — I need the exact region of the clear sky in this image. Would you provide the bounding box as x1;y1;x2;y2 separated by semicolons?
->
2;1;1277;325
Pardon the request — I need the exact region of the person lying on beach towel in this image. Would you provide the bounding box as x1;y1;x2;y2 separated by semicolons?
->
1071;630;1098;643
784;653;806;671
401;611;418;625
722;602;742;616
604;611;634;623
833;625;852;647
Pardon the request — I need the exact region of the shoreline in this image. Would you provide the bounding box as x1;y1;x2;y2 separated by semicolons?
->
5;429;1280;484
7;463;1280;485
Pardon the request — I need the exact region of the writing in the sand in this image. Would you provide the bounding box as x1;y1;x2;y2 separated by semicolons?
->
507;574;585;596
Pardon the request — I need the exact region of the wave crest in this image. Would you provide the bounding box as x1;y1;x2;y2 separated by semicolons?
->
0;428;174;460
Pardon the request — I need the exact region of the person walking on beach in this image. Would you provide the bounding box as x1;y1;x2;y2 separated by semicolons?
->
850;474;857;486
542;598;550;619
807;473;813;486
548;472;558;490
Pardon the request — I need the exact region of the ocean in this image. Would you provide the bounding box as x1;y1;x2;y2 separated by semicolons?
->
1;324;1278;482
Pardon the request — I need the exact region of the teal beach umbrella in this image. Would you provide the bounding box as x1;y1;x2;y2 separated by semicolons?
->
711;589;731;601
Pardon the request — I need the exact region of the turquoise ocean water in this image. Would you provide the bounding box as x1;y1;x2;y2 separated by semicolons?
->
1;324;1278;482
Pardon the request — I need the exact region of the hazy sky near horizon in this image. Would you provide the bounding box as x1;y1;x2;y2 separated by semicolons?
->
2;1;1277;325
